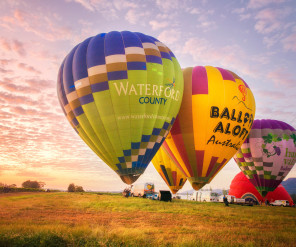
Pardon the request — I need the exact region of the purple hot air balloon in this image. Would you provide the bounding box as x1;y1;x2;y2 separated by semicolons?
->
234;119;296;197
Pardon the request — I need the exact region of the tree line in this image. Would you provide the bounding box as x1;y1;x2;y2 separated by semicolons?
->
0;180;85;193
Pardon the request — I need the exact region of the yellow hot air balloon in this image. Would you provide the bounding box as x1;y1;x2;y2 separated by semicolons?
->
163;66;256;190
152;144;187;194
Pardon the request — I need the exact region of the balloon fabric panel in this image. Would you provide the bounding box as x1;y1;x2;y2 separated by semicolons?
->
164;66;256;190
234;119;296;197
57;31;184;184
152;146;187;194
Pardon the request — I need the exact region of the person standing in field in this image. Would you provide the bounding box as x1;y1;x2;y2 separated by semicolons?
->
223;196;229;206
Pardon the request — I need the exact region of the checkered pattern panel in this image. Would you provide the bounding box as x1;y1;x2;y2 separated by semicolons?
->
115;118;175;175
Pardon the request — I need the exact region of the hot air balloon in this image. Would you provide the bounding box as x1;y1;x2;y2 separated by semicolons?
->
229;172;294;206
164;66;256;190
57;31;184;184
152;145;187;194
234;119;296;197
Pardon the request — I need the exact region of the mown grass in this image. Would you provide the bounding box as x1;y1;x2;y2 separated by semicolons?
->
0;192;295;246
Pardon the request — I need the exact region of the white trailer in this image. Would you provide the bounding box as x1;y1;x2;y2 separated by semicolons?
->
190;191;219;202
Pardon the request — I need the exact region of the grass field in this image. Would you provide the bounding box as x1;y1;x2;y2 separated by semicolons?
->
0;192;295;247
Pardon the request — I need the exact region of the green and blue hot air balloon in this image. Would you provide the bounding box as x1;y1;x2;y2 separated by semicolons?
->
57;31;184;184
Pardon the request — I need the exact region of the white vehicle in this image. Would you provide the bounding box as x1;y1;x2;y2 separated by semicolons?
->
190;191;219;202
270;200;290;207
234;197;245;204
131;183;154;198
225;195;245;204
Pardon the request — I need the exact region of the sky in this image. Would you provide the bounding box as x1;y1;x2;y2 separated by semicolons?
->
0;0;296;192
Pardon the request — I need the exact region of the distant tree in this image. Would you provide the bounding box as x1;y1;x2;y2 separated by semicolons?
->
75;186;84;192
22;180;43;189
38;182;46;188
222;189;229;195
68;183;76;192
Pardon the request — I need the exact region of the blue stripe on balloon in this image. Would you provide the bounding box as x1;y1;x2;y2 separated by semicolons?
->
160;51;172;60
79;94;94;105
107;71;128;80
131;142;140;149
57;61;68;107
169;51;176;58
127;62;146;70
87;34;106;68
170;117;175;124
73;37;92;81
152;128;161;135
146;55;162;64
123;149;131;156
121;31;143;48
118;156;125;163
91;81;109;92
72;118;79;126
141;135;151;142
63;45;79;94
135;32;155;43
116;164;122;171
73;106;84;117
163;122;169;130
105;31;125;56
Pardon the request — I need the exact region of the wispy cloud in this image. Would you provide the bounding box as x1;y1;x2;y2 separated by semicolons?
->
125;9;150;25
0;38;26;57
282;33;296;52
181;37;259;78
254;7;291;34
157;29;181;45
247;0;286;9
18;63;41;75
1;9;73;41
267;67;295;87
149;20;169;30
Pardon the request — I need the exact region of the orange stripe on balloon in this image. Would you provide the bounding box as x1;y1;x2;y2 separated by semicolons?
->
172;171;177;186
170;118;194;176
162;141;188;177
195;150;204;177
206;156;219;177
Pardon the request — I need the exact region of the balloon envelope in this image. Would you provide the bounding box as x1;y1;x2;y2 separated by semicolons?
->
164;66;256;190
57;31;184;184
152;145;187;194
234;119;296;196
229;172;294;206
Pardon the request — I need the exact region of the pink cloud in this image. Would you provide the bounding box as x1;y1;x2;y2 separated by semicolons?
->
254;7;292;34
0;91;37;106
248;0;286;9
0;68;13;74
0;59;15;66
267;68;295;87
149;20;169;30
0;78;40;94
282;33;296;52
157;29;181;45
10;106;39;116
18;63;41;74
0;38;26;57
125;9;150;25
1;9;73;41
182;37;260;78
25;78;55;89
